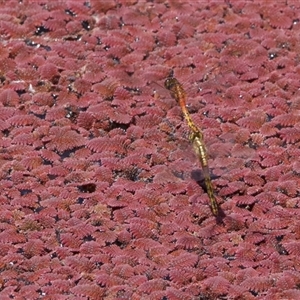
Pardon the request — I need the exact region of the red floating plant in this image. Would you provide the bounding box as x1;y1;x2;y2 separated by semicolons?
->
0;1;300;299
46;126;86;152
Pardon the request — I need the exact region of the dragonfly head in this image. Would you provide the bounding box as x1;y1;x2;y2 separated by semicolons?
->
164;77;178;91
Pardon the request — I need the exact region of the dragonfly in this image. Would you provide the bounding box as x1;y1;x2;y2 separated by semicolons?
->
164;72;219;216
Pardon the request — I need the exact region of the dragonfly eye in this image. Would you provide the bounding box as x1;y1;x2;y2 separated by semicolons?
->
164;78;172;90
